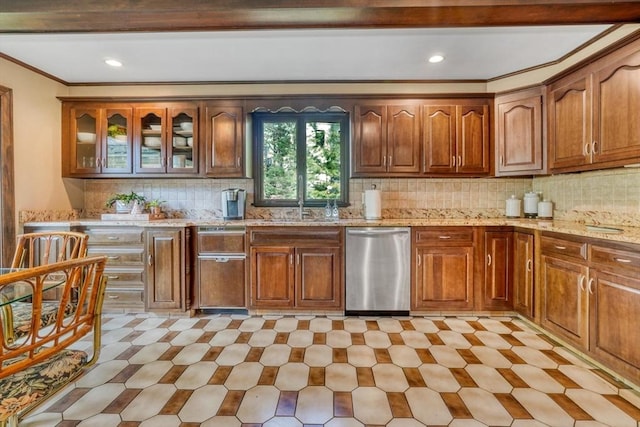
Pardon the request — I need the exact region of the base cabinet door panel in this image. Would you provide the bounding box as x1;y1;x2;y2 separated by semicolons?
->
414;246;474;310
146;228;184;310
199;256;246;308
541;255;589;350
251;246;295;308
513;231;535;318
296;247;342;308
483;231;514;310
591;270;640;377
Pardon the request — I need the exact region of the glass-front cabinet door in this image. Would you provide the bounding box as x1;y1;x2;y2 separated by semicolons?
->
70;107;100;174
67;105;133;176
167;107;197;174
103;109;133;173
136;108;167;173
135;103;198;175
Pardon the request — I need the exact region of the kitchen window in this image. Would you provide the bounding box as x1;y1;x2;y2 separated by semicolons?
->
252;111;349;207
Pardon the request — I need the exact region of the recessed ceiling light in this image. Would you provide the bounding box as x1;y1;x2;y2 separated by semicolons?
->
104;58;123;67
428;54;445;63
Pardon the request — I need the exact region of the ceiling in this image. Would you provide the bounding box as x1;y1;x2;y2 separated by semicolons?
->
0;26;614;84
1;1;637;85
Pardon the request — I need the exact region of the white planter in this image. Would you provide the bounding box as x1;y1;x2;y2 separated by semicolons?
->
115;200;133;213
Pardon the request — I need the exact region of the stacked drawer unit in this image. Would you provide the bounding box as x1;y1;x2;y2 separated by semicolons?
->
81;226;145;311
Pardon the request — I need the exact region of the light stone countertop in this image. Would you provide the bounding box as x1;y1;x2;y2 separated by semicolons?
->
23;217;640;245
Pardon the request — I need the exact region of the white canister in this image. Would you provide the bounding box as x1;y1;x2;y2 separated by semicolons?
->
505;195;521;218
523;192;539;218
538;200;553;219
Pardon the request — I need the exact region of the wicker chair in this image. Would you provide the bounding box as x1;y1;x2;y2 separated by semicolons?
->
11;231;89;269
0;256;107;427
5;232;90;341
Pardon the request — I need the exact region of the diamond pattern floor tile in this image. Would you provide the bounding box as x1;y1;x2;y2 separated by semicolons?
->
22;314;640;426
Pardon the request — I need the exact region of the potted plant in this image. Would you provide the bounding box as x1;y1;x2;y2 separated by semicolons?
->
146;199;165;215
105;191;146;214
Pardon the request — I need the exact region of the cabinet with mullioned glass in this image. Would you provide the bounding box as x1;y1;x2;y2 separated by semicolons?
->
134;102;199;176
62;103;133;177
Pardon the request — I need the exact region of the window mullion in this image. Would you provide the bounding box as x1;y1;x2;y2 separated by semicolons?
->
296;117;308;204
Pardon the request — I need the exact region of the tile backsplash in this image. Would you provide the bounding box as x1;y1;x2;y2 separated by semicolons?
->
533;167;640;226
20;167;640;226
80;177;531;220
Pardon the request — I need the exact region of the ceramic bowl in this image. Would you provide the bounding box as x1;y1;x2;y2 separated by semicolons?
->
173;136;187;147
77;132;96;143
144;136;162;147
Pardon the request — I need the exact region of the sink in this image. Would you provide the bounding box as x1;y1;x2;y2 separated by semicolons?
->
585;225;623;234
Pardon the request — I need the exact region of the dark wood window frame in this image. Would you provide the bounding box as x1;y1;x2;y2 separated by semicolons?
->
252;111;350;208
0;85;16;266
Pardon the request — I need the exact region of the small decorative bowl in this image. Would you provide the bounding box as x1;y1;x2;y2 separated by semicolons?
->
77;132;96;143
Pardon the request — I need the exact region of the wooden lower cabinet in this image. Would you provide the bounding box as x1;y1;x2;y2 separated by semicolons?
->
249;227;343;310
251;246;295;308
540;254;590;350
145;228;186;311
483;229;514;310
81;226;146;311
412;227;475;311
513;231;535;319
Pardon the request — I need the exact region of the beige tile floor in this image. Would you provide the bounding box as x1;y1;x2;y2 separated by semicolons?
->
21;314;640;427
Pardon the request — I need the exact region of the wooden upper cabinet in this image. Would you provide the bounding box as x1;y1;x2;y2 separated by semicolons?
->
387;105;421;174
423;102;490;175
458;104;490;174
548;73;592;172
352;103;420;176
134;103;198;176
202;102;245;177
495;88;545;176
549;39;640;173
63;103;134;177
592;48;640;165
423;106;456;173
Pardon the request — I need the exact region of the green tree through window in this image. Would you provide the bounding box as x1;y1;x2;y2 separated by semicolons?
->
253;111;349;207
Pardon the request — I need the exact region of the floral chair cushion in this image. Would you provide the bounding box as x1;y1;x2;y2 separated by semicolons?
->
0;349;87;421
11;301;75;339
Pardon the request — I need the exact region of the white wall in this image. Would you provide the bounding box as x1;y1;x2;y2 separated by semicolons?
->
0;57;84;229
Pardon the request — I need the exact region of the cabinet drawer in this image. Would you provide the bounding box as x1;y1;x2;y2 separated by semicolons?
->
590;245;640;276
88;247;145;265
198;230;246;254
85;228;144;244
414;227;474;244
103;268;145;287
250;227;342;246
540;235;587;260
103;289;144;308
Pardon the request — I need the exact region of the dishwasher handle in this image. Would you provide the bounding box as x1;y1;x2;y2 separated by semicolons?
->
347;229;410;237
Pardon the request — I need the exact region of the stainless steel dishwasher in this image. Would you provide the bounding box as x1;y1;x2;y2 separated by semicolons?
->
345;227;411;315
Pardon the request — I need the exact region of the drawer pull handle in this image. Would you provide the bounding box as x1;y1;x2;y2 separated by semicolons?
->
108;295;119;299
578;275;587;292
588;278;595;294
554;245;566;250
148;254;153;266
417;254;421;267
107;256;120;260
108;236;120;240
106;275;120;279
215;258;230;263
526;259;532;272
487;254;492;266
439;235;452;239
614;257;632;264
